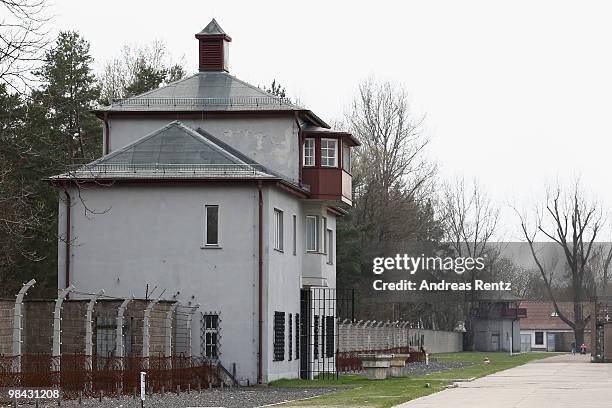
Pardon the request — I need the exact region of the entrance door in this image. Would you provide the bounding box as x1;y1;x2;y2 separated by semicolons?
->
547;333;556;351
520;334;531;352
491;333;500;351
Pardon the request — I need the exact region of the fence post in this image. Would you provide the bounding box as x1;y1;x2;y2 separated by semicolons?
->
12;279;36;373
185;304;200;358
116;296;134;370
164;302;180;367
52;285;75;371
85;290;104;370
142;298;160;369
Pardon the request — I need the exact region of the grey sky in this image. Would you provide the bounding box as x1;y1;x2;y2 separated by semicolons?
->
50;0;612;238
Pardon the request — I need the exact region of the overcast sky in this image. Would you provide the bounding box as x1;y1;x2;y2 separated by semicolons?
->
49;0;612;238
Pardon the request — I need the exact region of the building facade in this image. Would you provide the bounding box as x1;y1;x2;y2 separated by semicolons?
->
50;19;359;384
519;301;593;353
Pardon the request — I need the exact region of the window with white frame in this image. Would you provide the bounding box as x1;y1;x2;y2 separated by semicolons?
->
322;217;327;254
306;215;319;252
204;205;219;246
342;141;351;173
274;208;283;251
321;139;337;167
327;229;334;265
292;215;297;255
303;138;315;167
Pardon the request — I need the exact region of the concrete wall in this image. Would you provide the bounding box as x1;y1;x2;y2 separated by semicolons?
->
337;323;463;354
411;329;464;354
106;116;300;183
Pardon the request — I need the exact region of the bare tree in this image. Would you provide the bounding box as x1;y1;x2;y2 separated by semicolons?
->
98;41;186;104
440;178;499;259
438;178;500;349
0;0;49;91
518;181;602;346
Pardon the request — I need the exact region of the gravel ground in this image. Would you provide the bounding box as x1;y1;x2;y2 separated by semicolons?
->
3;387;335;408
401;360;474;376
2;362;472;408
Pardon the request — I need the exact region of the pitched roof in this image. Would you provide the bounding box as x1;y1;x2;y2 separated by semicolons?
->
50;121;279;181
197;19;227;36
519;301;594;330
94;72;330;128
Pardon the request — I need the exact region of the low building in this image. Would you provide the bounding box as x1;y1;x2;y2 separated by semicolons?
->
519;301;592;352
471;292;523;353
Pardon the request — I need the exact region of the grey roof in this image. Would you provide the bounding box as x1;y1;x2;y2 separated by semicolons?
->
99;72;300;112
197;19;227;36
50;121;278;181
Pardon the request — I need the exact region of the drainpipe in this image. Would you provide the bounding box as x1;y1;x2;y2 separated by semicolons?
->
103;112;110;155
294;113;303;184
63;187;71;291
257;180;264;384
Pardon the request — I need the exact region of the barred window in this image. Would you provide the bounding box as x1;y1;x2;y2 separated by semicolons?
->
288;313;292;361
325;316;334;358
295;313;300;360
201;313;219;359
273;312;285;361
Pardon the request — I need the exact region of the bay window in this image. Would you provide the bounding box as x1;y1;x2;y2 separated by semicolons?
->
306;215;319;252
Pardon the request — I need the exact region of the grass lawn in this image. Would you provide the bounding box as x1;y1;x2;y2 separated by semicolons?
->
270;352;558;408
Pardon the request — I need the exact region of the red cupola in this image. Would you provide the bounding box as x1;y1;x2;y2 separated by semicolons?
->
196;19;232;72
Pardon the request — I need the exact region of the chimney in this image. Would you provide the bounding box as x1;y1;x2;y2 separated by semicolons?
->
195;19;232;72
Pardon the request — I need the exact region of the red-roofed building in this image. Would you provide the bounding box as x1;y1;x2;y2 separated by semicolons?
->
519;301;592;352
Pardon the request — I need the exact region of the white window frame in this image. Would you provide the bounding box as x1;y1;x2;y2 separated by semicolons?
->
303;138;315;167
327;228;334;265
322;217;328;254
342;141;351;173
274;208;284;252
321;138;337;167
292;214;297;255
204;205;220;247
306;215;319;252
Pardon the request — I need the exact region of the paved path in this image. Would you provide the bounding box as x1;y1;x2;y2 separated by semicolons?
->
394;354;612;408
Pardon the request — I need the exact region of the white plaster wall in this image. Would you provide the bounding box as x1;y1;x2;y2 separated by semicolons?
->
58;183;260;383
106;116;300;182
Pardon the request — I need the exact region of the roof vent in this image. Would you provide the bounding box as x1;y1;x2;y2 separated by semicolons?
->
195;19;232;72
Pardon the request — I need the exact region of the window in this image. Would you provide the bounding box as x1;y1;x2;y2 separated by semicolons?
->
535;331;544;345
288;313;292;361
204;205;219;246
322;217;327;254
325;316;334;358
201;313;219;358
342;141;351;172
292;215;297;255
273;312;286;361
274;208;283;251
327;229;334;265
303;138;315;167
295;313;300;360
306;216;319;252
321;139;337;167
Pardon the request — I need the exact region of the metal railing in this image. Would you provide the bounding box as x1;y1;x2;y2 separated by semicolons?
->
72;163;269;175
112;96;295;108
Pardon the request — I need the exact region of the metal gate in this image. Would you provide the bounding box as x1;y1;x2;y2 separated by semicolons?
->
299;288;354;380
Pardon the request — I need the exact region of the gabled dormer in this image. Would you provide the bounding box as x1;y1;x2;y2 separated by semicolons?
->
300;125;360;205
